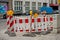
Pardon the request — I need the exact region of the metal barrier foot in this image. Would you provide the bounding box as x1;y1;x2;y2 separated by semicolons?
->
23;33;36;37
8;32;16;37
57;32;60;33
5;30;10;34
41;31;51;35
32;32;41;35
50;29;53;31
47;29;51;33
57;31;60;33
41;31;48;35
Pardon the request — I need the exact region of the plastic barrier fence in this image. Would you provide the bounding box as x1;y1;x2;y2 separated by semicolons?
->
6;14;55;33
14;16;31;32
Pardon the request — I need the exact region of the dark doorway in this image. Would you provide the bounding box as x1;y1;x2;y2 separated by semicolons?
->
50;6;58;11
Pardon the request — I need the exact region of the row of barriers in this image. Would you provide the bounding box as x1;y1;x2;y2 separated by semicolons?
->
5;9;60;36
6;14;55;34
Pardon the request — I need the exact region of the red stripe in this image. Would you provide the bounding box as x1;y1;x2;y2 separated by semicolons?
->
44;28;46;31
50;17;53;21
9;16;13;20
20;29;23;32
10;21;14;27
15;20;16;23
37;18;41;22
26;29;29;32
7;21;14;31
32;19;34;23
38;29;41;32
43;17;45;22
31;29;35;32
7;20;10;25
11;28;14;32
19;19;22;23
43;17;48;22
25;19;28;23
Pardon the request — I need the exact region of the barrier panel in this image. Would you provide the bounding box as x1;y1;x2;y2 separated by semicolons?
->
31;16;35;32
6;16;15;32
46;15;54;31
14;16;31;32
43;15;48;32
35;16;42;32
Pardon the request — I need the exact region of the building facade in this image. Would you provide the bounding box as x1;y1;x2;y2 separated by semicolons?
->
0;0;58;13
0;0;13;10
49;0;58;4
13;0;49;13
49;0;58;10
49;0;58;6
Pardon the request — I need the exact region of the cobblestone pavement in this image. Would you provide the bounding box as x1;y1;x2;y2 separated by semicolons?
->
0;19;60;40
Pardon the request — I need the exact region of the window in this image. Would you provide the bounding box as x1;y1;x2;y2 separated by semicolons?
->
32;2;36;10
25;1;30;12
49;0;51;4
14;1;23;12
55;0;57;4
38;2;41;10
32;2;36;6
32;7;36;10
51;0;53;4
49;0;53;4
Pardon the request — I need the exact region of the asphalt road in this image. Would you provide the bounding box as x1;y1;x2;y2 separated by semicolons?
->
0;19;60;40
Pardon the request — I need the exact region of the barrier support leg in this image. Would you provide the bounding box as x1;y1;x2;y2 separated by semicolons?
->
8;20;16;37
23;32;36;37
8;32;16;37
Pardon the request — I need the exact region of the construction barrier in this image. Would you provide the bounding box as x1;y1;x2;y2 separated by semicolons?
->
48;15;54;31
6;14;56;34
14;16;31;32
6;16;15;32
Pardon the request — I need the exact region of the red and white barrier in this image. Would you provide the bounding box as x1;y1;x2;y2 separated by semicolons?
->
50;16;54;29
31;17;35;32
48;15;54;31
7;16;15;32
14;16;31;32
24;16;31;32
41;15;48;32
6;15;55;33
44;16;48;32
35;15;42;32
37;18;41;32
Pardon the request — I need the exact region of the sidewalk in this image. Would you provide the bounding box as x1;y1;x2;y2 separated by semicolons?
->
0;29;59;40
